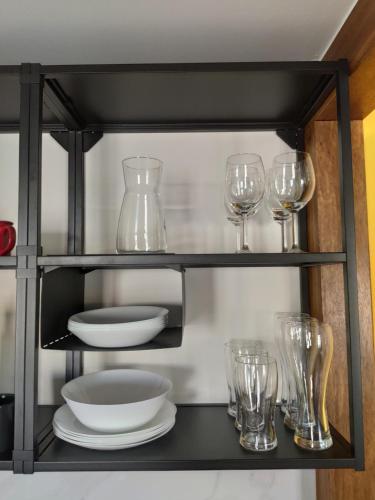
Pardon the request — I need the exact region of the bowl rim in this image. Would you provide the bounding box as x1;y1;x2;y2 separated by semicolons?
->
68;319;166;334
68;306;169;330
61;368;173;406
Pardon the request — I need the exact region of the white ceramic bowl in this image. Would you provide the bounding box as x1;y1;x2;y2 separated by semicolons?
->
67;306;169;348
61;369;172;432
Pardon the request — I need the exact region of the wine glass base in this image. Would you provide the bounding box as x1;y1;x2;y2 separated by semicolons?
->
288;247;306;253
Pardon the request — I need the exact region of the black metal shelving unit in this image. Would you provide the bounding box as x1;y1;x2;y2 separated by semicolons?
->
0;60;363;473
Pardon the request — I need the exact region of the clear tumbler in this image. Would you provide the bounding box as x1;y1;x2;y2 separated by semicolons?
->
224;339;267;420
235;354;278;452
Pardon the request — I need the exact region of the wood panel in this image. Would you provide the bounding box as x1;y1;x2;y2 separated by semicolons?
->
306;121;375;500
305;121;349;442
316;43;375;121
315;0;375;121
324;0;375;72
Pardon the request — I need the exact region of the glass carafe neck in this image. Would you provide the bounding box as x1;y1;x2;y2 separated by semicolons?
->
122;156;162;192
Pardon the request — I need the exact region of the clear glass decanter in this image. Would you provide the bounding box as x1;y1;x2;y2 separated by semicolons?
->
116;156;167;253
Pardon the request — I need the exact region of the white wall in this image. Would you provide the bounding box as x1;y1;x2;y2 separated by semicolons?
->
0;0;358;63
0;132;315;500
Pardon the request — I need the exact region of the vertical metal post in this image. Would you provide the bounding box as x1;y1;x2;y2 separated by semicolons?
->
65;131;84;381
13;63;43;474
336;60;364;470
296;128;310;313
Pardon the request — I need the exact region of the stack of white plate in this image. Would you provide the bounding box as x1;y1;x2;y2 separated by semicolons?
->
68;306;169;348
53;369;176;450
53;401;176;450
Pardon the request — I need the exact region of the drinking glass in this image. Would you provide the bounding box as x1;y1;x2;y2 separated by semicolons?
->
284;318;334;450
225;154;265;253
224;339;267;419
266;170;291;252
234;354;278;452
275;312;310;427
271;151;315;252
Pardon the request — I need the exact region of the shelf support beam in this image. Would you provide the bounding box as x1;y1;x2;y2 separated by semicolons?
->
67;131;85;381
44;79;86;130
296;128;310;312
13;63;43;474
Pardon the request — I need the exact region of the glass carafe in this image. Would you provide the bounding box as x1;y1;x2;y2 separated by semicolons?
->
116;156;167;253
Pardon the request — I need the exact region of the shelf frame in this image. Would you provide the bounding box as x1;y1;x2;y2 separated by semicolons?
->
13;63;43;474
7;59;364;473
336;64;364;469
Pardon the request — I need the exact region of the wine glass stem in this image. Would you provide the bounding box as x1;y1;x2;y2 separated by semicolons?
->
235;224;241;253
240;216;250;252
281;220;288;253
291;212;300;251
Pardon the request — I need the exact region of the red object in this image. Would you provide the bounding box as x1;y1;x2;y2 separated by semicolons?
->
0;221;16;256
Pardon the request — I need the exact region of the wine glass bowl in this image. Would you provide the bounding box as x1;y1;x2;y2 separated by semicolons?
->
225;153;265;253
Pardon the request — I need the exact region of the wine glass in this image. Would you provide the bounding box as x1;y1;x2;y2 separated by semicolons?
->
271;152;315;252
225;153;265;253
266;169;292;252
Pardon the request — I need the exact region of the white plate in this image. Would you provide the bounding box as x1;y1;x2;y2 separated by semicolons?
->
54;422;175;450
54;401;176;439
61;369;172;433
53;420;175;446
53;420;174;445
68;306;169;348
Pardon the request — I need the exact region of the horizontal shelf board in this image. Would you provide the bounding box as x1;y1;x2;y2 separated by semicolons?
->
41;327;182;351
35;405;354;471
0;61;340;129
0;256;16;269
42;70;331;128
0;122;298;133
38;253;346;269
41;61;342;75
0;458;13;470
80;121;295;133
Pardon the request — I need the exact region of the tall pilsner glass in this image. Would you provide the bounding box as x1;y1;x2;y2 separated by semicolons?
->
275;312;310;428
285;318;334;450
